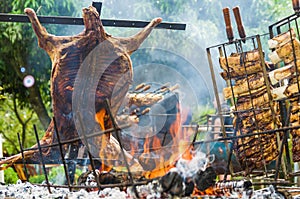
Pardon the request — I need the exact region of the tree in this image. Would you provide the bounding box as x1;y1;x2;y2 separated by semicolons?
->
0;0;78;129
0;0;78;154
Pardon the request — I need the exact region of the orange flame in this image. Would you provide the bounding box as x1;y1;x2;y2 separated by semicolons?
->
142;104;195;179
95;109;112;172
192;186;216;196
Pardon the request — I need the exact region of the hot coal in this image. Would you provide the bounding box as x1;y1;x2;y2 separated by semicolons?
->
184;178;195;196
194;166;217;191
160;168;184;196
99;171;121;185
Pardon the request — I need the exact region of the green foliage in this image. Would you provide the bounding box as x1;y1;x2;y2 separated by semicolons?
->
29;166;83;185
192;104;215;125
4;167;19;184
0;0;77;155
0;86;5;100
28;173;45;184
0;94;44;155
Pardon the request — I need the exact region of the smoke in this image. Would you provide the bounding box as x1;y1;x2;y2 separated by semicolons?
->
75;0;228;105
64;0;295;105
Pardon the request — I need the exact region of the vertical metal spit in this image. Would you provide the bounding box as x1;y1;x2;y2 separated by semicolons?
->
104;99;139;198
53;117;72;191
33;125;52;193
17;133;29;181
206;46;233;176
76;112;102;191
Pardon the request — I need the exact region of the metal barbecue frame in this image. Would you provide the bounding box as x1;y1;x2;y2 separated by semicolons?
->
206;33;300;187
14;99;199;196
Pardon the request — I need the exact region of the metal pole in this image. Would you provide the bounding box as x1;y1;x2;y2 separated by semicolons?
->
33;125;52;193
77;112;102;191
17;133;29;181
206;47;233;175
104;99;139;198
53;117;72;191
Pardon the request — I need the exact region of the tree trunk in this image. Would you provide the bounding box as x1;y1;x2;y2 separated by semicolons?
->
27;85;51;129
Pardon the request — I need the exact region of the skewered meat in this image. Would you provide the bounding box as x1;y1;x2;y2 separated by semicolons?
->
269;38;300;64
127;93;163;107
292;128;300;162
268;28;296;49
220;62;262;80
236;89;270;111
0;6;161;169
285;80;300;97
219;49;263;79
223;72;265;99
218;44;280;173
236;109;275;126
268;64;294;85
219;50;261;68
238;140;278;171
289;97;300;162
236;136;277;157
268;29;300;64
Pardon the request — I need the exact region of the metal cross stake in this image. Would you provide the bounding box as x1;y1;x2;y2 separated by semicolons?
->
0;1;186;30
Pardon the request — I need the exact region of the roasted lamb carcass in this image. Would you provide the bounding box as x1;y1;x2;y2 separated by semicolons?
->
0;5;161;170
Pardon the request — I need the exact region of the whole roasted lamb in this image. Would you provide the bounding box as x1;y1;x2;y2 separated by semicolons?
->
0;5;162;171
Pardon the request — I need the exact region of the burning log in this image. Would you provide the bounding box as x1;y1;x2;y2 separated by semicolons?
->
160;169;185;196
194;166;217;191
160;166;217;197
0;5;162;170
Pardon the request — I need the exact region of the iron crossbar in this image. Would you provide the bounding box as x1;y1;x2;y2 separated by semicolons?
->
0;13;186;30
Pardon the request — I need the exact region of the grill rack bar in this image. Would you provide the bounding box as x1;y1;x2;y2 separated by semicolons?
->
17;98;154;196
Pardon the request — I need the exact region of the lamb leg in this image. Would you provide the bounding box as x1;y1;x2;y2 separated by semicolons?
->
118;17;162;54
